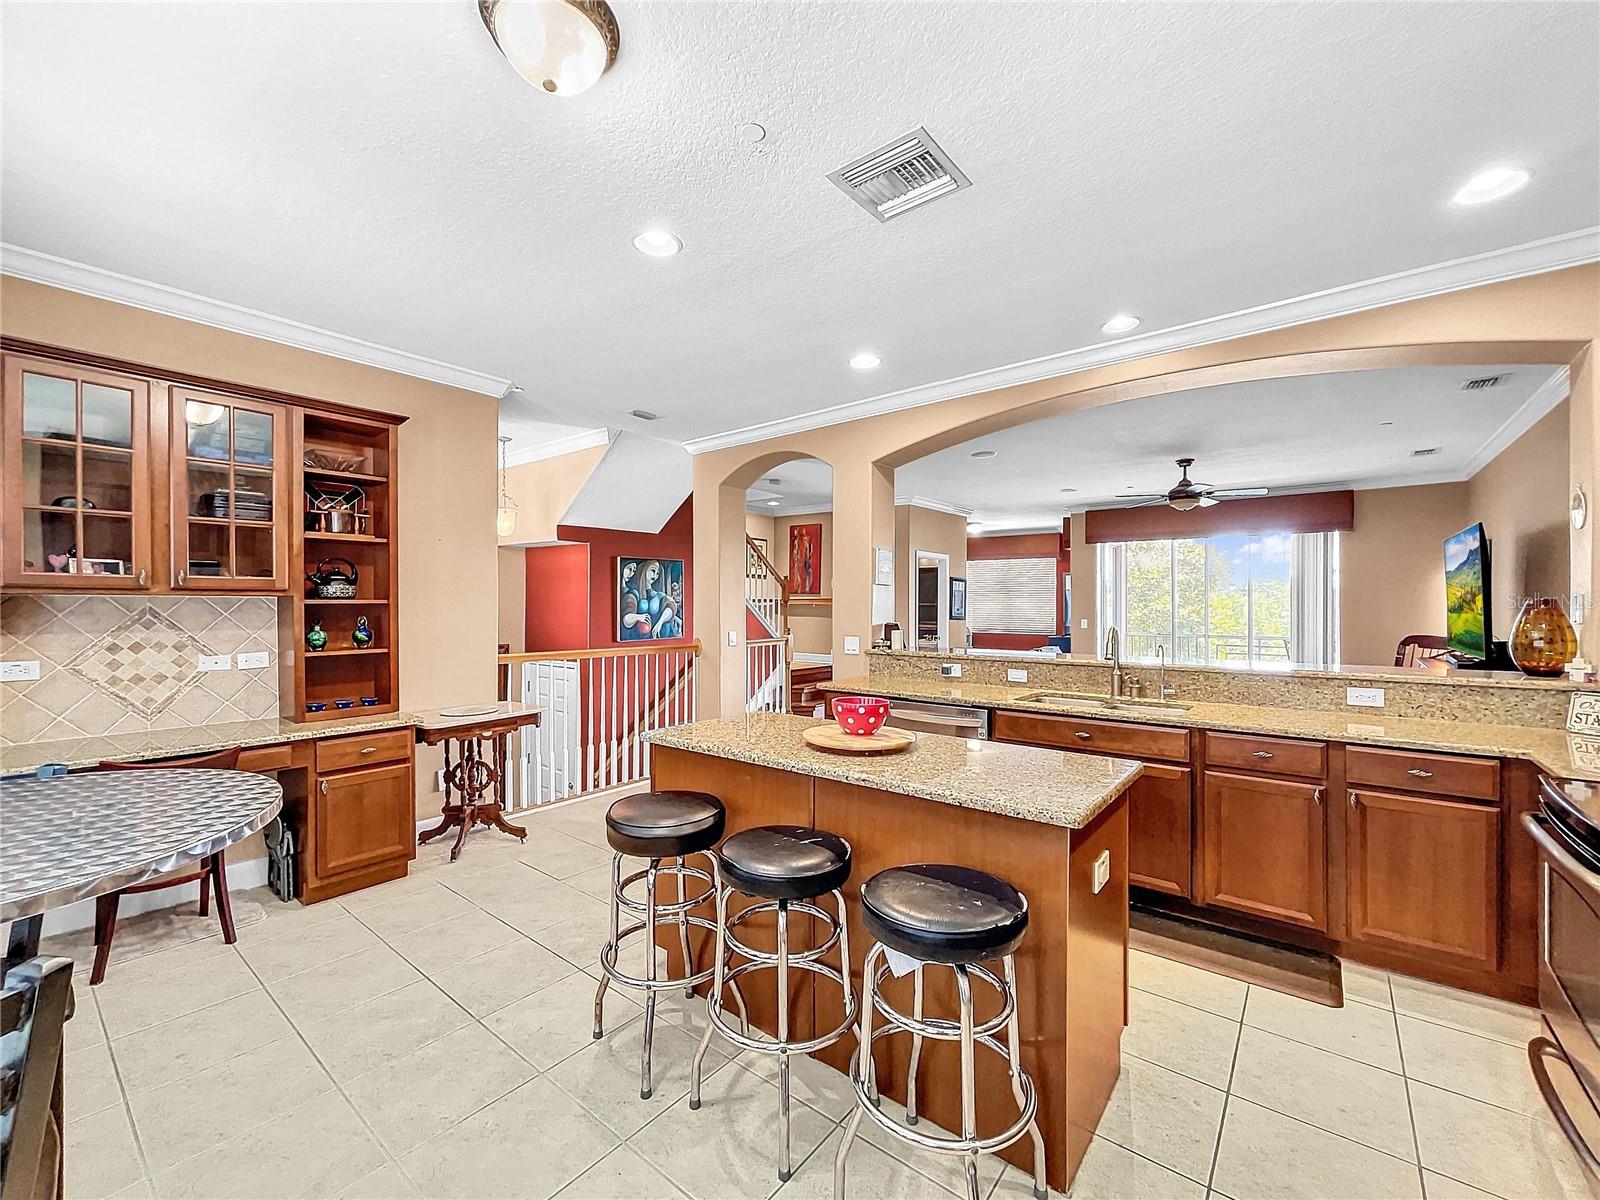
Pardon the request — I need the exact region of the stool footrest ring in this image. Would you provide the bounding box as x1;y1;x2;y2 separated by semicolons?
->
598;914;721;991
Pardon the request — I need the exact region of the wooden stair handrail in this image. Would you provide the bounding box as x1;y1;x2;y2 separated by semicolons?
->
499;641;701;664
746;536;790;599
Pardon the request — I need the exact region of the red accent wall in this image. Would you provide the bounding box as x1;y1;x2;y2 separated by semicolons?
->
965;526;1072;650
555;496;696;650
523;543;590;651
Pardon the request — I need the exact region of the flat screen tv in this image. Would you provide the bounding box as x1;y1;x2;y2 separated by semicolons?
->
1444;523;1493;659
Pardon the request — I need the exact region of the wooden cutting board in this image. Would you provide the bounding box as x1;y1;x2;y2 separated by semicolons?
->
801;724;915;756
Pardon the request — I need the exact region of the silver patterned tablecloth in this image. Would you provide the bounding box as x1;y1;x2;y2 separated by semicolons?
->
0;769;283;922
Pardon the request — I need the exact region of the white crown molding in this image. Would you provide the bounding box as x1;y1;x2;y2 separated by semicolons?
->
893;494;975;518
684;228;1600;455
503;427;612;467
2;244;512;397
1460;366;1571;480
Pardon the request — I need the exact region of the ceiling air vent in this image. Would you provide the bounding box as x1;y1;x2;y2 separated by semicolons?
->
827;127;971;222
1410;446;1443;458
1461;374;1510;391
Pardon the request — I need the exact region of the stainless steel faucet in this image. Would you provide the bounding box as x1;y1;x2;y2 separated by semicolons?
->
1156;642;1177;700
1104;626;1124;699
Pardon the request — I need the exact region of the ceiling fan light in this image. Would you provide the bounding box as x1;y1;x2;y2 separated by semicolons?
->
479;0;619;97
1168;495;1202;512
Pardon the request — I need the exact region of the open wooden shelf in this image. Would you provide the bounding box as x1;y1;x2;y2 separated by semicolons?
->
304;532;387;544
304;597;390;605
303;466;389;486
306;646;389;657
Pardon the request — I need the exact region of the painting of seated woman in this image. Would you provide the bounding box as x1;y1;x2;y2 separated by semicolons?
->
617;556;686;641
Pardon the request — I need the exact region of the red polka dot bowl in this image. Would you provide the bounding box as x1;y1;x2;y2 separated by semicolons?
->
831;696;890;737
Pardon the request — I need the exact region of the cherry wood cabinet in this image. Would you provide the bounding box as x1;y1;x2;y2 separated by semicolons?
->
1346;787;1500;971
302;728;415;903
2;353;154;589
1127;762;1194;899
1200;769;1328;931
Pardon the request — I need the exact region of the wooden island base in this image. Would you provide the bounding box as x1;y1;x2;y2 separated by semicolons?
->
650;745;1130;1193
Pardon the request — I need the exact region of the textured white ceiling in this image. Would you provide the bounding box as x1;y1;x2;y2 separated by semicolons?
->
894;364;1568;530
2;3;1596;448
745;458;833;516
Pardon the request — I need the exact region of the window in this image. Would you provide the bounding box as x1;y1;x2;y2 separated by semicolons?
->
967;557;1057;634
1096;532;1339;667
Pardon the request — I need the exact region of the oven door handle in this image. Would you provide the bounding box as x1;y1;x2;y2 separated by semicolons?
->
1528;1036;1600;1190
1522;813;1600;906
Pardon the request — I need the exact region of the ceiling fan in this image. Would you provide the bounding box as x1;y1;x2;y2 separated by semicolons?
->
1115;458;1269;511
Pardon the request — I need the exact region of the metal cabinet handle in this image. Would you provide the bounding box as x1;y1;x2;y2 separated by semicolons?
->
1529;1036;1600;1187
360;746;377;755
319;780;328;796
1348;790;1359;808
1252;750;1274;759
1313;787;1324;806
137;569;148;586
1074;731;1092;740
177;569;187;586
1407;768;1434;779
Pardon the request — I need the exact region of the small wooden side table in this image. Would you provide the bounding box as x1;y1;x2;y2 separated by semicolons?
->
415;703;543;861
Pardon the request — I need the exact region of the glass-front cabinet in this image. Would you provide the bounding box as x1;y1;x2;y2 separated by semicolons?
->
2;353;153;589
169;388;291;590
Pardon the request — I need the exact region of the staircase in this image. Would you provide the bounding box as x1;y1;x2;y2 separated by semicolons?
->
745;535;791;713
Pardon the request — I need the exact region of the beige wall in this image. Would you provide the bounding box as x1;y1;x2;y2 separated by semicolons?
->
497;547;526;653
772;510;833;655
694;266;1597;715
894;504;968;647
1469;400;1571;638
498;444;608;546
744;512;776;556
2;276;500;822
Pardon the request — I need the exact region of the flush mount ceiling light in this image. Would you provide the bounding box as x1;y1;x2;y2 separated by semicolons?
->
632;229;682;257
966;521;983;535
766;499;781;507
849;351;881;371
970;450;998;460
1101;314;1142;335
479;0;619;97
1453;165;1530;206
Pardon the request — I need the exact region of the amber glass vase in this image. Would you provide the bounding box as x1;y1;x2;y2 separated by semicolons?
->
1509;597;1577;676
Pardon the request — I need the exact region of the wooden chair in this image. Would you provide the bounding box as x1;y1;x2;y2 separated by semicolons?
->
1394;634;1452;668
1;955;73;1200
90;746;243;985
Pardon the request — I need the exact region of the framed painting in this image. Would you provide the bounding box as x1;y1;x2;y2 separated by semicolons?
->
950;576;967;621
617;556;685;641
747;536;769;579
788;523;823;595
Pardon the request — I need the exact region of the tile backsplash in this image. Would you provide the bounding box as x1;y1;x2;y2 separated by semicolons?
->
0;595;279;745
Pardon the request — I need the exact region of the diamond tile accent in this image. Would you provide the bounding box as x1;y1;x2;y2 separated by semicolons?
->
64;608;215;719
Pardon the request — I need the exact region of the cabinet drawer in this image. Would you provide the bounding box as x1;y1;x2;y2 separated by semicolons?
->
237;743;293;773
1207;732;1326;779
316;729;413;774
993;710;1189;762
1346;746;1500;802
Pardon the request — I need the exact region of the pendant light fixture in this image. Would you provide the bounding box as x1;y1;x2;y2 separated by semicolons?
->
496;436;519;537
478;0;620;97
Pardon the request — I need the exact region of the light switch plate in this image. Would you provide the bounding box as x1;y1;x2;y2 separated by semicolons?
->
197;655;231;672
236;651;269;670
727;631;737;647
1092;850;1111;894
1080;618;1089;629
1007;668;1028;683
0;660;41;682
1347;686;1385;708
843;636;861;655
941;663;962;678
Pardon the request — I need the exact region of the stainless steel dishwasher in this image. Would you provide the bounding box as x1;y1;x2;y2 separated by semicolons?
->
881;699;990;740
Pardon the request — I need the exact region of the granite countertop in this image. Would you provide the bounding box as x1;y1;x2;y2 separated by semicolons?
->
820;675;1600;782
0;712;425;776
647;713;1142;829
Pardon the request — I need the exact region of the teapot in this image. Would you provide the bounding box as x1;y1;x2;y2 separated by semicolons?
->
306;557;359;599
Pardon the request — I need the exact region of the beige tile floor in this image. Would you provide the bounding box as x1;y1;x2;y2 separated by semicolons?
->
41;792;1591;1200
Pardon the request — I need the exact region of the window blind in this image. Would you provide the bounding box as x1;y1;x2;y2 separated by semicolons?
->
967;557;1056;634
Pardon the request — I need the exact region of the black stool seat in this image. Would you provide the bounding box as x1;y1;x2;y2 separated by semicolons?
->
860;865;1028;965
719;825;852;901
605;791;726;858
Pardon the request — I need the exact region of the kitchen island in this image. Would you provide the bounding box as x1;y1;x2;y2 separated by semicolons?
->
647;713;1141;1193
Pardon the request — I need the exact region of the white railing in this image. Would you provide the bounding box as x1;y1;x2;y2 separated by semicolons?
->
746;637;789;715
746;536;787;639
498;642;700;811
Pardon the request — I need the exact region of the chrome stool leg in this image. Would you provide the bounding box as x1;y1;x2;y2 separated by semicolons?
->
776;898;792;1180
1005;955;1049;1200
834;942;882;1200
641;859;658;1099
956;966;980;1200
905;963;925;1125
677;856;695;998
592;850;623;1040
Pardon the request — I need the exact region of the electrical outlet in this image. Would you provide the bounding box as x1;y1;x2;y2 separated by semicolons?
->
236;651;269;670
941;663;962;678
1347;686;1386;708
0;660;41;682
843;636;861;655
1007;667;1028;683
197;655;231;672
1092;850;1112;894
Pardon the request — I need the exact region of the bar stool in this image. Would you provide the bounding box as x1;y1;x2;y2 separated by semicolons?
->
689;825;858;1183
834;864;1047;1200
594;790;729;1099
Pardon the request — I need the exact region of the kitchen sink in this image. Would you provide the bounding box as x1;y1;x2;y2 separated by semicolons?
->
1016;690;1192;713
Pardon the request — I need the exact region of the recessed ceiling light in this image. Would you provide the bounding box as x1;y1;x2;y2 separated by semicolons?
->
970;450;998;460
1453;165;1530;206
849;351;881;371
1101;314;1142;335
766;499;781;507
632;229;682;257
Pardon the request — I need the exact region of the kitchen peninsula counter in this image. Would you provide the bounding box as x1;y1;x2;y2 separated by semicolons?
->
648;713;1136;1192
